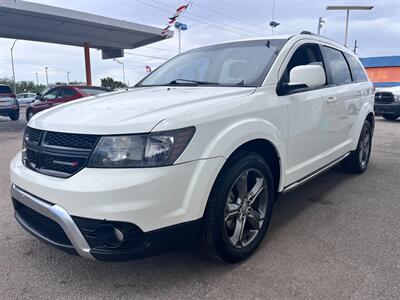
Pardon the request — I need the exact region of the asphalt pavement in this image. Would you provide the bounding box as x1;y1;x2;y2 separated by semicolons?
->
0;112;399;299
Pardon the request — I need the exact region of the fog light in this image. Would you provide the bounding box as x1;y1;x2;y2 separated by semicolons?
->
95;224;124;249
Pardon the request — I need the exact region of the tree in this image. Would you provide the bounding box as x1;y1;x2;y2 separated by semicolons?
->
101;77;127;90
0;77;46;94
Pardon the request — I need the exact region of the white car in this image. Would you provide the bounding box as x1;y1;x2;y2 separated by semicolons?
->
17;93;37;106
10;33;375;262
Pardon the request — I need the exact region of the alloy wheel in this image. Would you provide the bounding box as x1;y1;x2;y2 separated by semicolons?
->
359;127;371;169
224;168;268;249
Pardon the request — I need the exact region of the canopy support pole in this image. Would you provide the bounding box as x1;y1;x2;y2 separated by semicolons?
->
84;42;92;86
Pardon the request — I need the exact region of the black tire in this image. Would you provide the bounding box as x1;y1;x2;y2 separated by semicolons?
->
201;151;275;263
26;109;33;121
9;111;19;121
342;120;372;174
382;114;399;121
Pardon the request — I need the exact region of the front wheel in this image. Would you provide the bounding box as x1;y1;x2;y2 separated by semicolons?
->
342;120;372;174
201;151;275;263
26;110;34;121
382;114;399;121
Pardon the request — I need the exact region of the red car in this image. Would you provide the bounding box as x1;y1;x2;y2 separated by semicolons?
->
26;85;111;121
0;84;19;121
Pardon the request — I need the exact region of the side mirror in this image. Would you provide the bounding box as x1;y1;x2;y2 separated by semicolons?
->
289;65;326;89
35;92;42;100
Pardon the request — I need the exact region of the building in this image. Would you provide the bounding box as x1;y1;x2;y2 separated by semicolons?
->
360;56;400;88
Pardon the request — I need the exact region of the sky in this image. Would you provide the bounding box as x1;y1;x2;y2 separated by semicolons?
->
0;0;399;86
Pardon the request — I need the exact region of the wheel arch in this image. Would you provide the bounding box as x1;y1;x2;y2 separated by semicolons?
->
227;139;282;195
366;112;375;136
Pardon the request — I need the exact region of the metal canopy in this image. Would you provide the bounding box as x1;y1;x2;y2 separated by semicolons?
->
0;0;173;58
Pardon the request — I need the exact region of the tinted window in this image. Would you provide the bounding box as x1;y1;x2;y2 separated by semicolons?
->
0;86;12;93
322;46;352;85
59;88;77;98
78;87;110;95
344;53;368;82
139;39;287;87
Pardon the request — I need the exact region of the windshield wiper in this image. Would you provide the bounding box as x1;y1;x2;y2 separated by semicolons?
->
168;79;221;86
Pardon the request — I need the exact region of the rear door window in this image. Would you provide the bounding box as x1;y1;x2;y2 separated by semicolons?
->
58;88;78;98
321;46;352;85
344;53;368;82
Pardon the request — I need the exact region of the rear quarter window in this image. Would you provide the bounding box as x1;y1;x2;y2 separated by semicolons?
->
344;53;368;82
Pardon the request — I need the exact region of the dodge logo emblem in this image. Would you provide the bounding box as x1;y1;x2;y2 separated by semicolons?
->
52;160;79;168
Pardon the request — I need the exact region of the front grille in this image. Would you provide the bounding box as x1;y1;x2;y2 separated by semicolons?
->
44;131;98;149
23;127;99;178
13;199;72;246
26;127;43;144
375;92;395;104
25;148;38;167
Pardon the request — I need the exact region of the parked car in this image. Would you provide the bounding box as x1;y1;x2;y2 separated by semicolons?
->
26;85;111;121
11;33;375;263
374;86;400;120
0;84;19;121
17;93;37;106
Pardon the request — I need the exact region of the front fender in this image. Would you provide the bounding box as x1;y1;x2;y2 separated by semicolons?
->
177;118;287;191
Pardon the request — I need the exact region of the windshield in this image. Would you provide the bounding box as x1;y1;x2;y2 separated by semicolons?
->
138;39;287;88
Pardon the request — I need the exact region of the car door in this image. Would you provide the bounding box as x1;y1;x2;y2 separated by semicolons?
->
320;46;360;153
278;42;340;185
343;52;371;139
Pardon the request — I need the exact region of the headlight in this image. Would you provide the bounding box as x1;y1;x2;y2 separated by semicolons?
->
394;94;400;102
88;127;195;168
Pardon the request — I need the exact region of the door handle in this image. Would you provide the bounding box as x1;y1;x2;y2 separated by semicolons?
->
327;97;338;104
357;90;364;97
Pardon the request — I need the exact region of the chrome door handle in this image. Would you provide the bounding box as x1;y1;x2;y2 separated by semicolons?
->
327;97;338;104
357;91;363;96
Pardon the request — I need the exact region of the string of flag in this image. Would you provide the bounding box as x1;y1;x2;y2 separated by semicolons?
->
161;1;193;37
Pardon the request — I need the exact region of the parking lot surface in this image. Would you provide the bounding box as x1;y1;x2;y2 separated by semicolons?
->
0;113;399;299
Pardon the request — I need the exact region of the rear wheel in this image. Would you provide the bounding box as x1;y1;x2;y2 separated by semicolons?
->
9;111;19;121
201;151;275;263
382;114;399;121
342;120;372;174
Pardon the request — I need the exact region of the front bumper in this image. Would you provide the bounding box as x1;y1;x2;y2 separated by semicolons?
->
374;102;400;115
11;184;93;259
10;153;225;260
12;185;202;261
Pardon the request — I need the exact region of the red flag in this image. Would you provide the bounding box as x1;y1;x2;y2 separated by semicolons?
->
176;5;187;13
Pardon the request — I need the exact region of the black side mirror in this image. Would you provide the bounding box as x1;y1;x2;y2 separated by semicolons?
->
35;92;42;100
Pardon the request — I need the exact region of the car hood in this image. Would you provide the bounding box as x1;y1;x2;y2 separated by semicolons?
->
29;86;256;134
376;86;400;95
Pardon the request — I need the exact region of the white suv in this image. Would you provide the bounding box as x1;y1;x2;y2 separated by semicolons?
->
10;33;375;262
